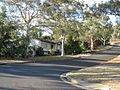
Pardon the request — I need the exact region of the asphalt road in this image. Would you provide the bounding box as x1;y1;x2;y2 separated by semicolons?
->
0;44;120;90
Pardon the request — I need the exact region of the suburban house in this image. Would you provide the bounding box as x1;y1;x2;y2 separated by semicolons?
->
29;39;61;55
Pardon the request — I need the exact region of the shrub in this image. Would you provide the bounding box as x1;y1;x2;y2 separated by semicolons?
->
49;49;61;55
83;41;89;50
36;47;44;56
49;49;55;55
65;41;85;55
55;50;61;55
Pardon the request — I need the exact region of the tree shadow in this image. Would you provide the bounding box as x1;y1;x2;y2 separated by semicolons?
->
75;62;120;84
96;46;120;55
0;63;86;90
0;87;20;90
0;45;119;90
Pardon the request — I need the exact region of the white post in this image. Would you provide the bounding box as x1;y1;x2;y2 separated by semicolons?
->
60;35;64;56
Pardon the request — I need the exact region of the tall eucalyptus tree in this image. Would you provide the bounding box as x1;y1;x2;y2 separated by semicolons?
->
97;0;120;41
5;0;45;56
42;0;84;56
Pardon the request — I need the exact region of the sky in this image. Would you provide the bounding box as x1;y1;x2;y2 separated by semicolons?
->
77;0;110;5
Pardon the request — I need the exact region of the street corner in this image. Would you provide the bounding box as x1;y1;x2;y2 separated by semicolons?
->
61;69;117;90
107;55;120;63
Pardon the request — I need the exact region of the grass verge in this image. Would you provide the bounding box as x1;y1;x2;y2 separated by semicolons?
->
0;45;111;63
67;56;120;90
0;55;76;63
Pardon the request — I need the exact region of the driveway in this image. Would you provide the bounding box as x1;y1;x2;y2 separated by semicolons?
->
0;45;119;90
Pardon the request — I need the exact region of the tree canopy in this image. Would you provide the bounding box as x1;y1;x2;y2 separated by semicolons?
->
1;0;120;57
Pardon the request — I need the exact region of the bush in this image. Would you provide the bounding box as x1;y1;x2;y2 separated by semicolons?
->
36;47;44;56
0;41;23;58
48;49;54;55
83;41;89;50
49;49;61;55
0;37;28;58
65;41;84;55
55;50;61;55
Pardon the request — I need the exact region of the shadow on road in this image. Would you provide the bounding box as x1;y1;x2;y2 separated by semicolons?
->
0;45;119;90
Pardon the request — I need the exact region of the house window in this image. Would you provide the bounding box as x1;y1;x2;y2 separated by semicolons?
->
51;44;54;49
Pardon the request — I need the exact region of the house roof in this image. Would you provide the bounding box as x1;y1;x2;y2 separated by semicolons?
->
38;38;61;45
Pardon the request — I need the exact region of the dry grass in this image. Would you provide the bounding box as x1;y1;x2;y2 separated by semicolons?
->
28;55;75;61
67;56;120;90
107;57;120;63
0;55;76;63
103;81;120;90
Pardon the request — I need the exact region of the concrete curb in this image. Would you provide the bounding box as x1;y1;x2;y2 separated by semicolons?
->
60;73;112;90
61;55;120;90
0;60;32;65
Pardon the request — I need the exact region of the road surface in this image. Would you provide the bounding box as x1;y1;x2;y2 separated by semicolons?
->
0;45;120;90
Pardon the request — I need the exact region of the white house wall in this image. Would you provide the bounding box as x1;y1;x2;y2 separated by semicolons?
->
41;42;51;51
57;45;61;51
30;39;61;54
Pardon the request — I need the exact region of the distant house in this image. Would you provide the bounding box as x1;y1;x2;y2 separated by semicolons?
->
29;39;61;55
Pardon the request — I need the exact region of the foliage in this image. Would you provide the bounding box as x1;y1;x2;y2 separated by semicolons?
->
36;47;44;56
98;0;120;16
55;50;61;55
42;0;84;40
49;49;61;55
42;35;54;40
30;27;42;39
64;35;84;55
0;12;18;57
1;0;120;58
5;0;44;57
98;16;113;45
114;25;120;39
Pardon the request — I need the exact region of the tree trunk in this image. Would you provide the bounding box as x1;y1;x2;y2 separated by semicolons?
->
90;37;94;50
25;24;31;57
103;39;106;46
